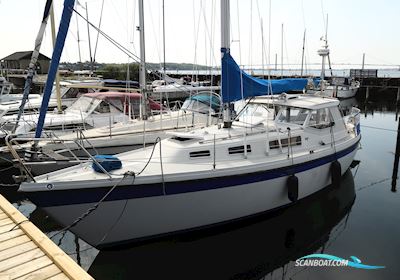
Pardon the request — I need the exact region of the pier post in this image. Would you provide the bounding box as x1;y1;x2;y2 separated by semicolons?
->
366;87;370;100
391;117;400;192
361;53;365;70
397;87;400;105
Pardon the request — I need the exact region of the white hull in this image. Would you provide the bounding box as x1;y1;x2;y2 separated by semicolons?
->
308;85;359;99
30;139;358;248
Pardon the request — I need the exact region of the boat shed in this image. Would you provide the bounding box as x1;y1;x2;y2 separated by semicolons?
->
1;51;51;74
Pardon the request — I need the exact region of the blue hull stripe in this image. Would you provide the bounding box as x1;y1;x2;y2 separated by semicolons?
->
27;141;359;207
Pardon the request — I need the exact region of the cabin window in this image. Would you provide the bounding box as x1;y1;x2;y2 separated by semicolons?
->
190;150;210;158
269;136;301;149
228;145;252;154
308;108;333;129
1;122;17;132
108;99;123;113
171;136;194;142
94;101;111;113
30;123;93;132
276;107;310;125
63;88;80;99
5;108;39;116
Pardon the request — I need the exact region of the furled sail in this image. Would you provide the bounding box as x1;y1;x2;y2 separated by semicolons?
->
221;48;308;103
13;0;53;133
35;0;75;138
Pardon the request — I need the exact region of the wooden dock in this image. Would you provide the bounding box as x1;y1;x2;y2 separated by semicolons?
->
0;195;93;280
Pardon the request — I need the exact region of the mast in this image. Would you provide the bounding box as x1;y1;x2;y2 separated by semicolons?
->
35;0;76;138
317;14;329;81
162;0;166;82
85;2;93;75
76;13;82;63
268;0;271;71
300;29;306;77
50;3;63;112
161;0;166;129
138;0;147;120
280;23;283;77
221;0;231;128
261;19;265;77
13;0;53;133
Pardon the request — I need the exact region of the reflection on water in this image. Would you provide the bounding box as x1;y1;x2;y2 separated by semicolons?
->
87;171;355;280
1;95;400;279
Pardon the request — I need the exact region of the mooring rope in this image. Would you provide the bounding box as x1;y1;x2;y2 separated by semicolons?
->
49;172;134;239
48;137;164;240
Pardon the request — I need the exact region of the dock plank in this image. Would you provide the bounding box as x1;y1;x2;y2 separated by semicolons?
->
0;242;37;261
0;223;18;234
0;213;8;220
0;273;10;280
0;248;44;272
0;235;31;252
46;272;71;280
0;217;15;227
0;195;93;280
3;255;52;279
14;264;61;280
0;229;24;243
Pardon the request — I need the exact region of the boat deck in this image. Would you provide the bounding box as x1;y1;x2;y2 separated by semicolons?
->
0;195;93;280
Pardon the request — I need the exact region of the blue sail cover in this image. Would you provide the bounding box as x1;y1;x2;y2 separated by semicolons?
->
221;48;307;103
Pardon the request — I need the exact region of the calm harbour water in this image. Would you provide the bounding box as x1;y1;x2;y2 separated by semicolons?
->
2;94;400;280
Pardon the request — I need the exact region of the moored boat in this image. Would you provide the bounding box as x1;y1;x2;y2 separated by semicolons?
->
17;0;361;249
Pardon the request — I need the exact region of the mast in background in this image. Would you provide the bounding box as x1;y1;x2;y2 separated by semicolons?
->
76;13;82;63
221;0;232;128
318;14;330;81
85;2;93;75
300;29;306;77
50;3;63;112
162;0;166;82
138;0;147;120
280;23;283;77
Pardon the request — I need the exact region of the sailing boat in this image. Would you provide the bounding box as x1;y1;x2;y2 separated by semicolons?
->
306;16;360;99
3;91;221;176
19;0;361;249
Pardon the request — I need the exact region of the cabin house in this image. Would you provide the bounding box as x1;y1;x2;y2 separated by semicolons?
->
0;51;51;74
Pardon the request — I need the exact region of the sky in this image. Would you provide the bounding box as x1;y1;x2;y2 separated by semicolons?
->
0;0;399;70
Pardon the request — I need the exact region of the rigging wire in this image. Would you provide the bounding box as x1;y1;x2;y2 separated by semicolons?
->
320;0;326;35
248;0;253;73
200;0;218;68
236;0;242;66
72;8;198;94
148;0;163;69
92;0;105;62
192;0;203;82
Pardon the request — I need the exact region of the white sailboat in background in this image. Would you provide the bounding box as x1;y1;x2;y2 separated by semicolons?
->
3;91;220;175
306;15;360;99
18;0;361;249
0;91;162;138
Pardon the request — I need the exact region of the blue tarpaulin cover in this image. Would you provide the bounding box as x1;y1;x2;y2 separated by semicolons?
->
92;155;122;173
221;48;308;103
